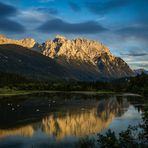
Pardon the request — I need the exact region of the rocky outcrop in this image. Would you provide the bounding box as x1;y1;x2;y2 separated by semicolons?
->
42;35;134;79
42;35;113;62
0;35;36;48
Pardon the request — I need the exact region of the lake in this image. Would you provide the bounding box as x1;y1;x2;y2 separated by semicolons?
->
0;92;146;148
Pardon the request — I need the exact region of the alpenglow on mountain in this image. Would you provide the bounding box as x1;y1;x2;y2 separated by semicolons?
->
0;35;134;81
42;35;134;80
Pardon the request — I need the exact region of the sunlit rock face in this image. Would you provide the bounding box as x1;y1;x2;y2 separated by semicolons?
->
42;35;112;62
42;36;134;79
0;35;36;48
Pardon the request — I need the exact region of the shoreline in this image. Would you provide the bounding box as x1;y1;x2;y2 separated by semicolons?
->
0;89;142;97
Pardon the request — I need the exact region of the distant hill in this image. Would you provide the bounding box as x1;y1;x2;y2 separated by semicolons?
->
134;69;148;75
0;44;70;80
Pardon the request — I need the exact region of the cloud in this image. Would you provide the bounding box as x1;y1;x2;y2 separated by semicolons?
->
121;52;148;57
122;55;148;70
85;0;130;15
0;18;25;33
38;0;54;3
37;18;108;34
116;21;148;44
0;2;18;17
0;2;25;34
18;9;51;24
127;61;148;69
36;7;59;15
120;46;148;69
117;22;148;38
0;0;20;5
69;1;81;12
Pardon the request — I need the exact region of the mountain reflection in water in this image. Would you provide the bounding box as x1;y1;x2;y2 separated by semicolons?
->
0;94;132;140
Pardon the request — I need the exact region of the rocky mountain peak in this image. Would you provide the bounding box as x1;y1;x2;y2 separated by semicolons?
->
0;34;36;48
0;34;6;39
42;35;134;78
54;35;66;41
42;36;114;64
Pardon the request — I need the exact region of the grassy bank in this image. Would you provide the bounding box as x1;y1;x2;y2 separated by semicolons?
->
0;87;115;97
0;88;33;96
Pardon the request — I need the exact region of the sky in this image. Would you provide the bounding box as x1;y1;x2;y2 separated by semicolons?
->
0;0;147;70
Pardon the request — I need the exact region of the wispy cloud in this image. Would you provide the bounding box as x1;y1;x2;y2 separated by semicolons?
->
35;7;59;15
121;52;148;57
69;1;81;12
38;0;54;3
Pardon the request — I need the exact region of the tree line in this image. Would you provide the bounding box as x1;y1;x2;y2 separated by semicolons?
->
0;71;147;95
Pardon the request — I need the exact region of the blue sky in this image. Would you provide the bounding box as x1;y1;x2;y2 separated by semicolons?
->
0;0;147;70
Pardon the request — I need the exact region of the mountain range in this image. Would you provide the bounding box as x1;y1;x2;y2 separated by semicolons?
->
0;35;134;81
134;69;148;75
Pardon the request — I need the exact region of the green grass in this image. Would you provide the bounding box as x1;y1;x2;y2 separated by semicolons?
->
0;88;33;96
0;87;45;96
0;87;115;97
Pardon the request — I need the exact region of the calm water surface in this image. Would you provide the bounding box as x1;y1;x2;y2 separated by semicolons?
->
0;92;145;148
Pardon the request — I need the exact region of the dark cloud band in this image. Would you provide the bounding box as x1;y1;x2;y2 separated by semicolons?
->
0;18;26;33
121;53;148;57
85;0;130;15
0;2;25;33
116;21;148;44
37;18;108;34
0;2;17;17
